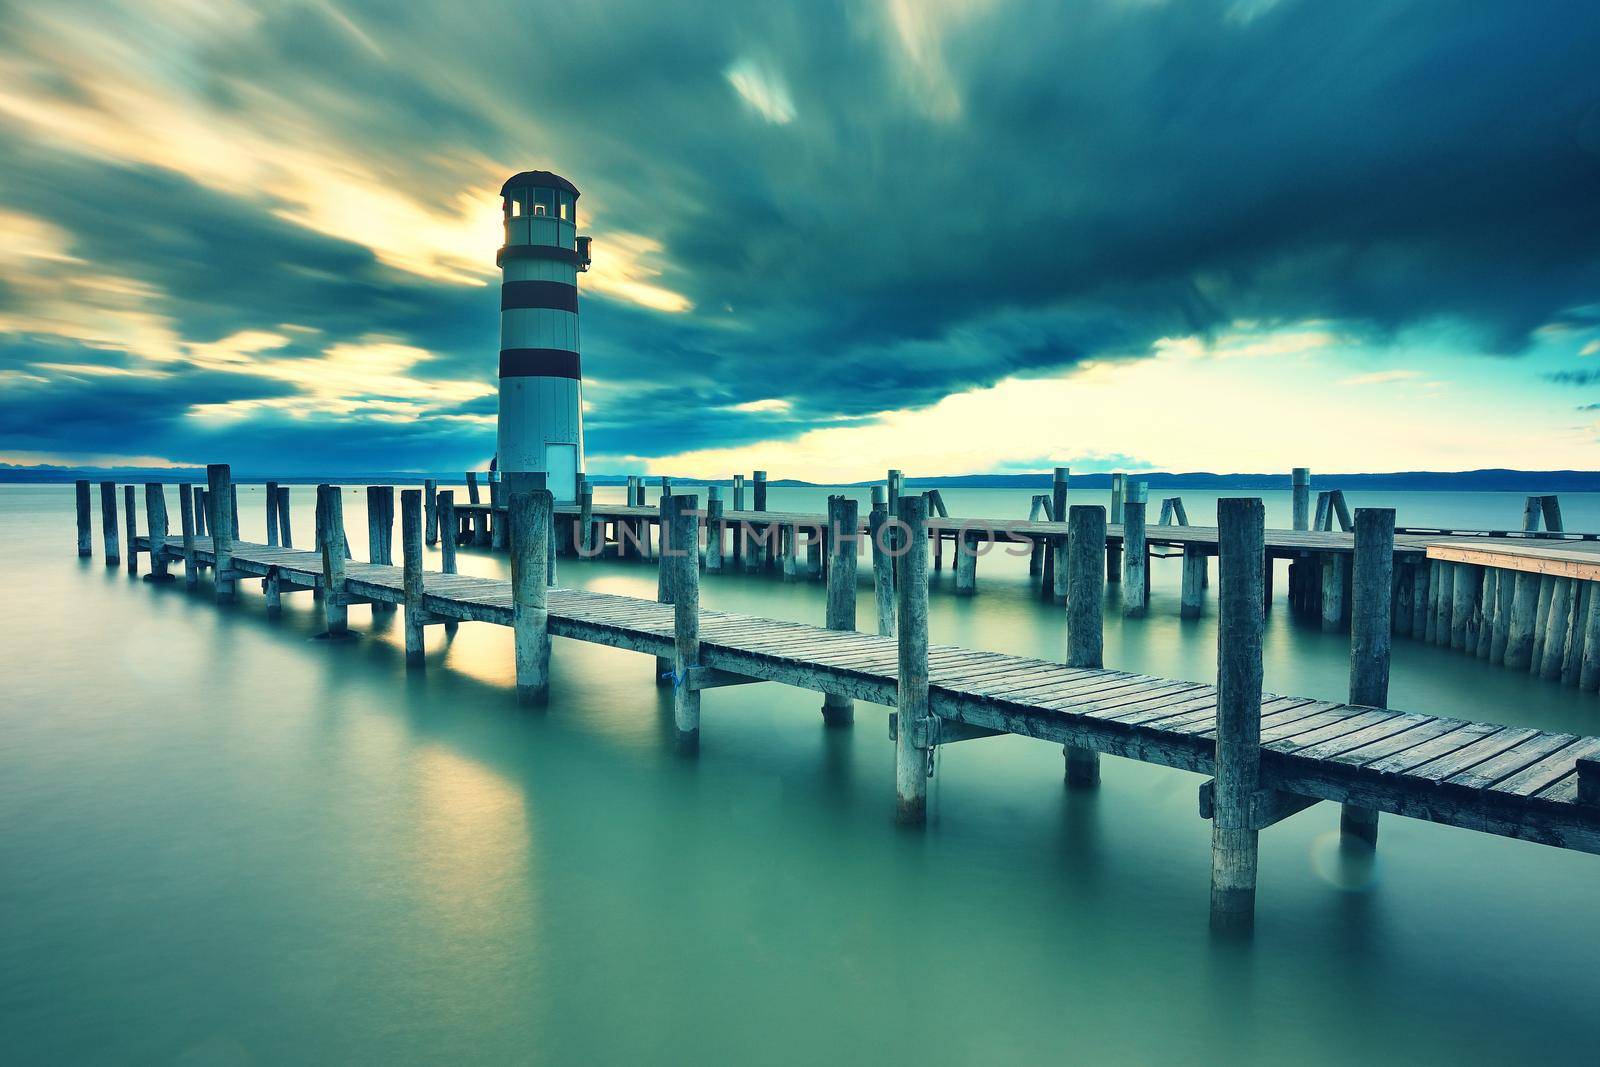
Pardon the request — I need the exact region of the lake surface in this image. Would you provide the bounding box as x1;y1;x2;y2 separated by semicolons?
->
3;483;1598;1063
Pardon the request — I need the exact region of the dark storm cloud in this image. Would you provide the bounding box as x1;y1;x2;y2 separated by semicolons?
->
2;0;1599;470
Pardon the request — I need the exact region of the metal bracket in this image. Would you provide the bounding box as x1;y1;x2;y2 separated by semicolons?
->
890;713;1002;748
1198;779;1323;830
684;666;761;691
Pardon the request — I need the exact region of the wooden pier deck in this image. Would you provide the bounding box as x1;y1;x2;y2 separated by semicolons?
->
136;531;1600;857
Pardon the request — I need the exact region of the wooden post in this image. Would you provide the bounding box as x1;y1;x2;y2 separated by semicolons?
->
1561;582;1589;687
314;484;347;634
1041;466;1069;601
1542;495;1564;533
1530;575;1555;670
751;470;769;571
423;480;438;545
1434;562;1455;646
656;492;676;683
265;481;280;547
1064;504;1105;785
487;473;505;552
466;471;480;504
1410;562;1429;641
437;491;458;573
366;485;395;612
1522;495;1542;532
1450;564;1479;651
1538;578;1572;681
579;483;596;556
1106;473;1125;584
1475;570;1497;659
1121;481;1148;617
401;489;426;666
123;485;138;575
1503;572;1540;669
1028;496;1045;575
275;487;292;548
178;483;198;589
822;495;859;725
894;494;930;825
75;480;93;556
507;489;552;702
667;494;701;750
1581;582;1600;692
1321;553;1347;632
1344;508;1393;846
954;523;978;596
144;483;172;581
1291;467;1310;531
870;499;895;638
730;474;745;567
1180;546;1206;619
1489;568;1513;663
194;488;207;538
99;482;120;566
1211;497;1265;932
205;465;234;602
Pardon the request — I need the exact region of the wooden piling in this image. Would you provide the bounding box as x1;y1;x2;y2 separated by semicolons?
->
656;492;677;683
424;480;438;545
731;474;745;566
401;489;426;666
705;487;724;571
1475;570;1497;660
822;495;859;726
579;482;595;556
314;484;347;634
1504;571;1540;669
1538;578;1572;681
1411;562;1429;641
266;481;280;547
194;488;207;538
144;483;172;581
1581;582;1600;692
275;486;293;548
1211;497;1265;932
1344;508;1394;847
1044;466;1069;601
1433;562;1454;646
1320;553;1346;632
1064;504;1106;786
178;483;198;589
490;474;507;552
206;465;235;602
466;471;480;504
1122;481;1148;618
1028;496;1045;575
955;524;978;596
1561;582;1589;687
894;494;930;825
1530;576;1555;670
99;482;120;566
438;491;458;574
123;485;138;576
1542;496;1564;533
508;489;552;703
1180;545;1206;619
1450;564;1480;651
668;494;701;750
75;480;93;556
870;501;895;638
1291;467;1310;531
367;485;396;612
1107;473;1125;584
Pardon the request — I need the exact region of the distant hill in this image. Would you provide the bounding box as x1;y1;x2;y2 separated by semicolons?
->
1;464;1595;492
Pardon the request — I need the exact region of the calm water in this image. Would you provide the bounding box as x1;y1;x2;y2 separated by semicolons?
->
3;483;1599;1064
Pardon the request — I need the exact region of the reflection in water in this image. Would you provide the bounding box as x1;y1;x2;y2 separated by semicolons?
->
2;485;1599;1063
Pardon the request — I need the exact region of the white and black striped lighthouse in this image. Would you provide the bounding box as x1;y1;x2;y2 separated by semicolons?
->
497;170;591;502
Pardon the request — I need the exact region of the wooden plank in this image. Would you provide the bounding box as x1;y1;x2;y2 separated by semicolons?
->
1492;736;1600;797
1403;727;1542;782
1363;721;1503;775
1444;732;1580;791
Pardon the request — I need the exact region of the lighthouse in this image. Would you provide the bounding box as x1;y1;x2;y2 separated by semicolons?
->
497;170;591;501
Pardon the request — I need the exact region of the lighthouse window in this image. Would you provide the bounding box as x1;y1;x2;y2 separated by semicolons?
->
559;192;574;221
510;196;522;218
534;187;555;216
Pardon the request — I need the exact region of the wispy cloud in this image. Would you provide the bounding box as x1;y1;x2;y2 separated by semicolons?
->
725;59;796;125
1341;369;1422;386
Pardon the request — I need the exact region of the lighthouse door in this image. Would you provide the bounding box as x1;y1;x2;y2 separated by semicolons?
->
544;443;578;503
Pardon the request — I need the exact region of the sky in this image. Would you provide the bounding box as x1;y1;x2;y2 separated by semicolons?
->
1;0;1599;480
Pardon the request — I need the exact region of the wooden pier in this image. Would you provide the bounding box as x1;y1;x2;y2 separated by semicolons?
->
77;466;1600;931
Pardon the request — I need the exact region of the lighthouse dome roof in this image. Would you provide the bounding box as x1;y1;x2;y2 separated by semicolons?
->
501;170;580;198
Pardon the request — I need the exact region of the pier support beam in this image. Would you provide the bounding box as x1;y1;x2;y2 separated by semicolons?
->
314;483;347;635
1451;564;1480;651
178;484;198;589
367;486;396;612
275;487;292;547
1106;473;1125;584
870;496;895;638
194;488;207;538
1064;504;1106;786
894;494;931;824
1343;508;1394;847
1530;576;1555;670
208;465;236;603
509;489;552;703
144;484;173;581
99;482;120;566
123;485;138;576
823;495;860;726
1291;467;1310;531
1211;497;1265;932
655;490;676;684
266;482;280;547
423;480;438;545
750;470;769;571
668;494;701;750
955;526;978;596
1122;481;1148;617
1504;571;1540;669
1581;583;1600;692
401;489;427;666
75;480;93;556
1180;545;1206;619
1028;495;1045;576
705;488;724;571
1042;466;1069;600
1538;577;1572;681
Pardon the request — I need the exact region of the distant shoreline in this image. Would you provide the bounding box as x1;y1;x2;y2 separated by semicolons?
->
3;466;1598;492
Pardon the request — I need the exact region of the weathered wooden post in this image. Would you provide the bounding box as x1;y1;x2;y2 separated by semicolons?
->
74;480;93;556
466;471;480;504
1027;496;1045;575
438;491;458;574
1106;473;1125;584
1451;564;1480;651
1122;481;1148;617
99;482;120;566
423;479;438;545
275;486;292;548
1581;587;1600;692
1504;571;1540;669
1539;578;1573;681
123;485;138;575
954;522;978;596
1410;562;1429;640
399;489;427;666
265;481;280;547
1475;571;1498;660
144;483;172;581
1490;568;1514;663
1180;546;1207;619
1343;508;1394;846
367;485;396;612
894;493;931;825
730;473;746;566
314;484;347;634
1561;583;1589;687
1050;467;1070;600
488;473;507;552
1211;497;1265;932
206;465;235;602
823;495;860;726
508;489;552;703
1542;495;1564;533
1064;504;1106;785
1529;575;1555;668
194;488;207;537
751;470;769;570
1321;553;1347;632
1291;467;1310;531
579;482;596;556
705;486;723;571
668;494;701;750
870;493;895;638
655;491;676;684
178;484;198;589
